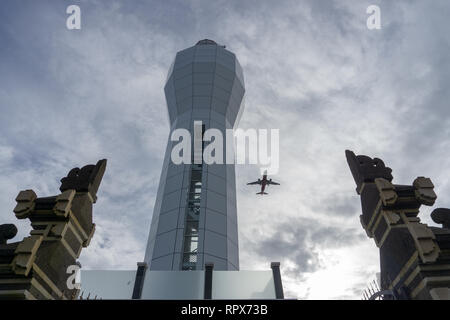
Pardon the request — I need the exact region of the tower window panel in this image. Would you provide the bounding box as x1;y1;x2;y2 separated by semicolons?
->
183;235;198;252
182;253;197;264
185;222;199;235
187;208;200;219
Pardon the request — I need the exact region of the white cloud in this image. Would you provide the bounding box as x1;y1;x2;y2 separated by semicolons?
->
1;0;450;299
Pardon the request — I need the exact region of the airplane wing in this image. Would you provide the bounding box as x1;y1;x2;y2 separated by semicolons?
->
247;180;261;185
267;180;280;185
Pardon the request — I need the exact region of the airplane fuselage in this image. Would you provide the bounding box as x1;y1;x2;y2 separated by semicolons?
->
260;174;268;193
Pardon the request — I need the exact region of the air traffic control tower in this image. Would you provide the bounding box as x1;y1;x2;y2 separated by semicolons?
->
144;39;244;272
80;40;284;300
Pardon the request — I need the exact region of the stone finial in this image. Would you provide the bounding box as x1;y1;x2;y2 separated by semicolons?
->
345;150;393;194
59;159;107;202
431;208;450;229
0;224;18;244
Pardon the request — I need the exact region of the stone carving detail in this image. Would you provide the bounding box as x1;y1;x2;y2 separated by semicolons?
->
0;159;106;300
346;150;450;300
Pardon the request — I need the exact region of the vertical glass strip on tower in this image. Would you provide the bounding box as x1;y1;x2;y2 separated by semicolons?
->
182;123;204;270
182;165;202;270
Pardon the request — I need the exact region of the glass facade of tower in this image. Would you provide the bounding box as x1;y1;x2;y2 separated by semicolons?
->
143;40;245;271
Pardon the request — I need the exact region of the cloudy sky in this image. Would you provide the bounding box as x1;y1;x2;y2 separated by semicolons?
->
1;0;450;299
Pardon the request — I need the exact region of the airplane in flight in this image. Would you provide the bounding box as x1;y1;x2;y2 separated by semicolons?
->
247;170;280;195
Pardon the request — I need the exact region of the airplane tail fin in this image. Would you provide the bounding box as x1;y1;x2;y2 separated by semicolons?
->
256;192;268;195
